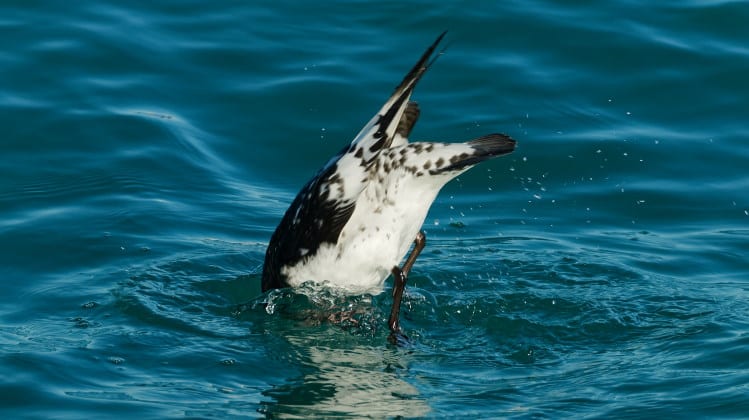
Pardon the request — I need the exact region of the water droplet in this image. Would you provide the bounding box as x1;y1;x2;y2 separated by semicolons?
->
81;301;98;309
265;303;276;315
72;317;90;328
108;357;125;365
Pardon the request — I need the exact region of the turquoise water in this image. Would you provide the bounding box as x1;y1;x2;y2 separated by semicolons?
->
2;1;748;417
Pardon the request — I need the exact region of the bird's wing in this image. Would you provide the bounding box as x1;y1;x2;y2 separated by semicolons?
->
392;101;420;147
263;32;447;290
312;31;446;211
343;31;445;167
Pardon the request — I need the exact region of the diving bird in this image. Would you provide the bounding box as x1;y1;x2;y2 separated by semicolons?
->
262;32;516;339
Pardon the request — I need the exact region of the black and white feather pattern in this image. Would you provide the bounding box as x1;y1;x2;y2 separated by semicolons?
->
262;33;516;294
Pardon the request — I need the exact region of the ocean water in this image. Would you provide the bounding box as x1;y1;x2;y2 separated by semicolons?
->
2;1;748;418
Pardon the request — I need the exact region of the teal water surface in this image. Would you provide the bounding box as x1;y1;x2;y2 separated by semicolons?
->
2;1;749;418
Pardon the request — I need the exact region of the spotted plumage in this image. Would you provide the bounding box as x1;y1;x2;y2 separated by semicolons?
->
262;32;516;296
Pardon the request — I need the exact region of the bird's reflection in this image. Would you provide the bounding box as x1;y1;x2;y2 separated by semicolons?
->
261;333;430;418
250;290;430;418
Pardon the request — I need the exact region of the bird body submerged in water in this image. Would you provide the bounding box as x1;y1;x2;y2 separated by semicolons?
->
262;33;516;333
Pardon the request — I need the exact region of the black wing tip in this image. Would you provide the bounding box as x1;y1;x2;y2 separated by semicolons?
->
435;30;448;46
373;33;449;146
392;31;449;93
435;134;516;173
468;133;517;155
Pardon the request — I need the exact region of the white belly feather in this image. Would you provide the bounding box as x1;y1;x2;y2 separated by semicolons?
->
282;142;474;294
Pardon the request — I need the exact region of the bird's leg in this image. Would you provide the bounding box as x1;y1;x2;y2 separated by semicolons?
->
388;230;426;344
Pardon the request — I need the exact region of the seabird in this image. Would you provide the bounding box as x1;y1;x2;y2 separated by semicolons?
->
262;32;516;341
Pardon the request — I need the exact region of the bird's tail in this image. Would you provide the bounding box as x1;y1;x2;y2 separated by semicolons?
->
435;133;516;173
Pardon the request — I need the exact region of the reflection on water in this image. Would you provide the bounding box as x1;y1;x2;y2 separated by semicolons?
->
243;287;430;417
261;333;429;418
